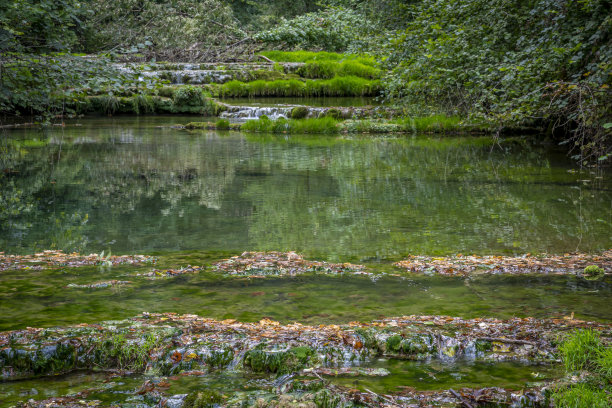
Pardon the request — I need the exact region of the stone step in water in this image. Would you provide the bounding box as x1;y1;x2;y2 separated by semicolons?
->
219;104;394;120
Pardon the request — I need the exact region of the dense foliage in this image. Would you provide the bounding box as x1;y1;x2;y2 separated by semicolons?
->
384;0;611;163
0;0;609;162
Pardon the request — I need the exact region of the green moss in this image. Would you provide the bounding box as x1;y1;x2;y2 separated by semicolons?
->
324;108;342;119
131;94;155;115
400;335;432;355
386;335;402;352
243;346;317;375
475;339;493;353
583;265;605;280
183;390;223;408
291;106;309;119
595;346;612;378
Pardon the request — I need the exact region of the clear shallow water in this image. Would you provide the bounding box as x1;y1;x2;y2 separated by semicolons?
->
1;117;610;260
0;262;610;331
1;117;610;404
0;359;561;406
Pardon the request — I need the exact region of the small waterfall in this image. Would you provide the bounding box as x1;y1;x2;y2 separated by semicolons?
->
220;106;293;120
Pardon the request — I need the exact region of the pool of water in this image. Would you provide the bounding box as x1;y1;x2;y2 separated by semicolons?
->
1;118;610;259
0;358;561;407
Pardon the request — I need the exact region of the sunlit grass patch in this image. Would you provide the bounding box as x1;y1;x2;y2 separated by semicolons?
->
241;117;339;134
259;50;376;67
220;77;380;98
559;329;602;372
552;383;610;408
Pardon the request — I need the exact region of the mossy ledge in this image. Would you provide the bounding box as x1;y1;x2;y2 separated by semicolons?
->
2;313;610;381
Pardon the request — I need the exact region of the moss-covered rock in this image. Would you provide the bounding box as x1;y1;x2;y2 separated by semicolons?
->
243;346;317;375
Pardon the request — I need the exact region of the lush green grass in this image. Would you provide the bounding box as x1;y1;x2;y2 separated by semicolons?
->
595;346;612;378
339;115;477;134
297;60;380;80
241;117;339;134
552;383;610;408
559;329;603;372
219;77;380;98
259;51;376;66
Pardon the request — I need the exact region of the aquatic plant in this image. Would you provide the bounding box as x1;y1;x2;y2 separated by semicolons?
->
558;329;602;372
243;346;317;375
583;265;605;280
215;118;230;130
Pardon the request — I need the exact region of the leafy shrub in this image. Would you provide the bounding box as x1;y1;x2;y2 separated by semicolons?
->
173;86;205;106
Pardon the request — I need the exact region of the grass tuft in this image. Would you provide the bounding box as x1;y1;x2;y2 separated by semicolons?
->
552;383;610;408
558;329;602;372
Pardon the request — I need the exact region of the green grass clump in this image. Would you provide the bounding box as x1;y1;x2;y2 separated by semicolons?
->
183;390;223;408
559;329;603;372
215;118;230;130
241;117;338;134
552;383;610;408
220;77;380;98
402;115;464;132
595;346;612;378
260;51;376;66
130;94;155;115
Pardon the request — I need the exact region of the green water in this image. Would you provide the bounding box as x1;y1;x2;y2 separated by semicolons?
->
1;117;611;404
2;116;610;259
0;358;560;406
0;263;610;331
